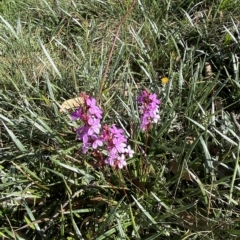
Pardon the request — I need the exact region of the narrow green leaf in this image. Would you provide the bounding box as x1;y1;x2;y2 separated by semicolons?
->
0;16;19;39
132;195;157;224
1;121;26;152
24;216;35;230
22;201;42;234
39;39;62;79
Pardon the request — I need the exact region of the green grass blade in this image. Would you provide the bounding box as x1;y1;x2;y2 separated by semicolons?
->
1;121;26;152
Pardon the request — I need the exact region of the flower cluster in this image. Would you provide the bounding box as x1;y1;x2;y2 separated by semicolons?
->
71;93;103;153
102;125;134;169
71;93;134;169
71;91;161;168
137;90;161;130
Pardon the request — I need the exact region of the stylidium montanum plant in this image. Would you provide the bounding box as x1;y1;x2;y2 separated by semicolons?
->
137;90;161;131
71;91;161;169
71;93;134;169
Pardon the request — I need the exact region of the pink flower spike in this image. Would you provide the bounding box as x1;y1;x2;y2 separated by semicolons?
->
137;90;161;131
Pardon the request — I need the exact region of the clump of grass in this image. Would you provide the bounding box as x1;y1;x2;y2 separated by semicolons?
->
1;0;240;239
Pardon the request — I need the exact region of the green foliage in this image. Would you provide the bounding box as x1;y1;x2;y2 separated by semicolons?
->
1;0;240;239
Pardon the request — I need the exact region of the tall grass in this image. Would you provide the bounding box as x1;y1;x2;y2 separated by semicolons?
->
1;0;240;239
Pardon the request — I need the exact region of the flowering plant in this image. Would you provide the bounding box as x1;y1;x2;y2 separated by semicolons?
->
137;90;161;131
71;90;160;169
71;93;134;169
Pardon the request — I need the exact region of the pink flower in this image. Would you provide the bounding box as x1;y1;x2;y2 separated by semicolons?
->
72;93;134;169
105;156;115;166
125;145;134;158
86;98;103;119
110;125;124;135
71;108;83;120
88;118;101;135
92;136;103;149
117;154;127;169
137;90;161;130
